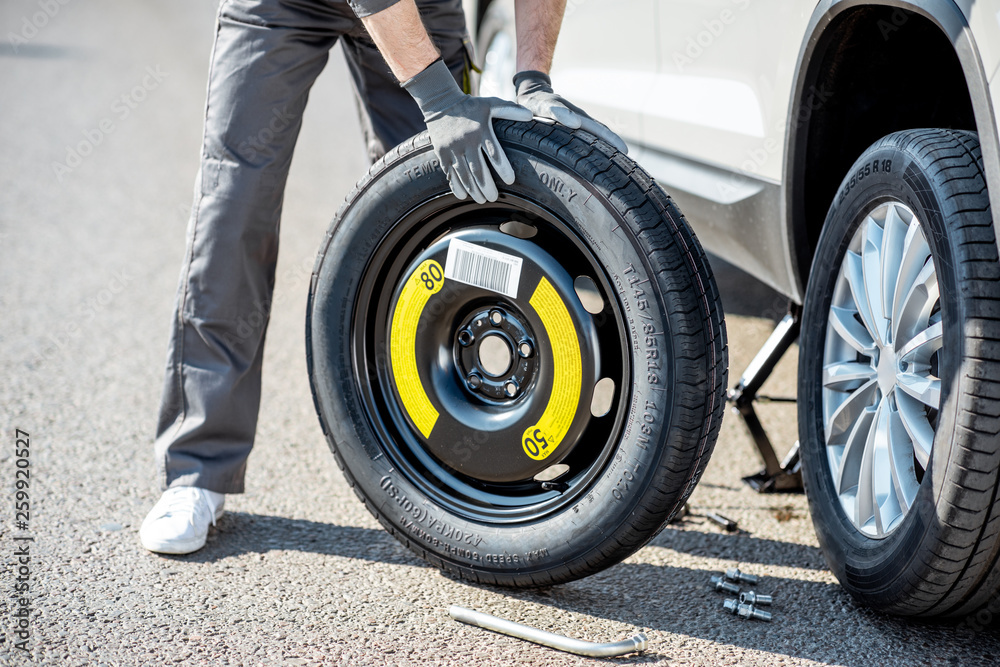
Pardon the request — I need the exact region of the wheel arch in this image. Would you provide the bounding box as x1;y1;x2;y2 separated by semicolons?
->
784;0;1000;301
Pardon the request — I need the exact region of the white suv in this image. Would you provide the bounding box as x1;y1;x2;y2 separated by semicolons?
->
469;0;1000;618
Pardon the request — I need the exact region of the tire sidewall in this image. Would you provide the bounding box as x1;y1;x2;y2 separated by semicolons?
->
799;136;963;603
308;132;683;578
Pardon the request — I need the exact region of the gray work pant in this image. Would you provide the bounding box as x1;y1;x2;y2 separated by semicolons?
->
155;0;470;493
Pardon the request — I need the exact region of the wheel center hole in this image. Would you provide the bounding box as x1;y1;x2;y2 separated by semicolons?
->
478;334;512;377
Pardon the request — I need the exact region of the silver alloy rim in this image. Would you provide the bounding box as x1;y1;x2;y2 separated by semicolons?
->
823;201;941;537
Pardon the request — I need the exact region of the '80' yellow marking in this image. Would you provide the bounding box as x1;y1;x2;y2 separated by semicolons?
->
390;259;444;439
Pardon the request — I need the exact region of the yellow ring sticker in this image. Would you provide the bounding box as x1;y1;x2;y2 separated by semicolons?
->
522;277;582;460
390;259;444;439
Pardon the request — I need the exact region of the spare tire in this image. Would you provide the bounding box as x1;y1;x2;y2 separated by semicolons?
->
306;120;727;586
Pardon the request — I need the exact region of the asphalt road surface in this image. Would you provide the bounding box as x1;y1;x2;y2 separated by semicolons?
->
3;1;1000;665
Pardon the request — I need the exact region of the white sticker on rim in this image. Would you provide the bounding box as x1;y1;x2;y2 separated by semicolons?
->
444;238;523;299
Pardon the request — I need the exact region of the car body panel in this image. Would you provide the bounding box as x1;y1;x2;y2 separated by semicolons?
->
465;0;1000;303
652;0;811;183
639;0;815;299
548;0;658;147
962;0;1000;78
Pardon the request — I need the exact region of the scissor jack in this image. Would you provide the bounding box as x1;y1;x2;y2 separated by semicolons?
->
727;305;804;493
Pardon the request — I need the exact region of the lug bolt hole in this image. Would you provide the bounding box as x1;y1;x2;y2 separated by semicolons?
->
467;373;482;390
504;381;518;398
518;341;533;358
489;309;504;326
458;329;475;347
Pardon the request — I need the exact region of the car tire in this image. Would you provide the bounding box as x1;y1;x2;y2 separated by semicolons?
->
799;128;1000;616
306;120;727;586
475;0;517;100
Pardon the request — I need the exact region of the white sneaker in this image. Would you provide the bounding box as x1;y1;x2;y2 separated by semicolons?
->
139;486;225;555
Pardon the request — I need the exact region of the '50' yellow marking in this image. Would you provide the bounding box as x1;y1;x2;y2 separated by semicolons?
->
522;277;582;460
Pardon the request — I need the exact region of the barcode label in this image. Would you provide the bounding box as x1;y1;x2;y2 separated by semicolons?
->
444;239;522;299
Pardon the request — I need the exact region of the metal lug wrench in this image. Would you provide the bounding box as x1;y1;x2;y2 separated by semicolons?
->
449;606;648;658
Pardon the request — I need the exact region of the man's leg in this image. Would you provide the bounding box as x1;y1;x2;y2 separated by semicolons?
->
154;0;357;494
341;0;471;162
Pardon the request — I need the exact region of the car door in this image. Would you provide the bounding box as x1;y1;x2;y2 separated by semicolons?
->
549;0;658;149
644;0;814;297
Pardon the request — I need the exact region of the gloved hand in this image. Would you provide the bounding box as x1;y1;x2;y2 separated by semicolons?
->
513;70;628;154
403;59;533;204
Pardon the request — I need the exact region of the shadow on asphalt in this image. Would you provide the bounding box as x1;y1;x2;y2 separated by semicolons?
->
708;253;790;323
162;512;1000;665
0;43;81;59
180;512;826;573
178;512;428;567
497;563;1000;666
648;525;826;571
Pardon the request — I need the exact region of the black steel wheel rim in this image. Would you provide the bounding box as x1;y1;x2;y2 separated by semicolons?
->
351;191;632;523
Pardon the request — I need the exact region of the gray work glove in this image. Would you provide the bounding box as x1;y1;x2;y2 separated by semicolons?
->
403;59;533;204
513;70;628;154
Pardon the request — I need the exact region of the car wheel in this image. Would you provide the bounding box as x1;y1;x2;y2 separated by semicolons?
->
476;0;516;100
306;120;727;586
799;128;1000;616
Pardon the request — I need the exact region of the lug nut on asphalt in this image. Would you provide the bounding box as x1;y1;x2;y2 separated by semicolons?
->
706;511;738;531
740;591;772;606
710;575;740;595
725;567;759;585
723;599;771;622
